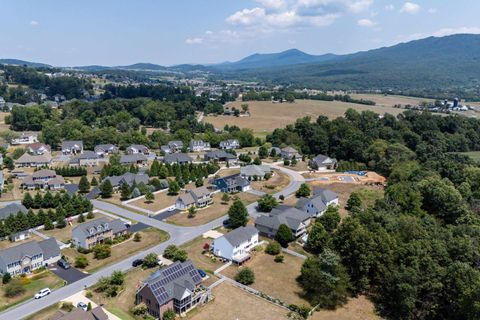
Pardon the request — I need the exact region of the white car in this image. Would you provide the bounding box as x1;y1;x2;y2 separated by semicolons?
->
168;207;175;212
77;301;88;311
34;288;51;299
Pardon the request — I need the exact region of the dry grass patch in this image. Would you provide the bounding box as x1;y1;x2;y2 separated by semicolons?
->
0;233;45;250
166;192;258;227
130;182;197;212
279;160;310;172
62;228;168;273
180;236;225;274
204;100;403;133
216;168;240;178
350;93;433;107
187;282;289;320
250;169;290;194
41;213;111;243
0;271;63;312
310;295;381;320
221;250;309;306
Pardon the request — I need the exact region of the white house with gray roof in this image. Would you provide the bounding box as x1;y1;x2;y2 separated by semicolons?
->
163;153;193;165
240;164;272;180
94;144;118;157
175;186;212;210
69;151;100;167
61;141;83;155
0;238;60;275
126;144;150;155
212;226;258;264
189;140;210;152
104;172;149;190
255;205;311;238
296;188;339;218
15;152;52;168
219;139;240;150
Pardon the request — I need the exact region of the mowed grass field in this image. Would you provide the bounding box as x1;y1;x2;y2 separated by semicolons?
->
349;93;434;107
204;100;404;133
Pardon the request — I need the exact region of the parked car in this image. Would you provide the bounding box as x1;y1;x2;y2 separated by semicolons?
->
57;258;70;269
197;269;207;278
222;219;231;228
34;288;51;299
77;302;88;311
132;259;144;267
168;207;175;212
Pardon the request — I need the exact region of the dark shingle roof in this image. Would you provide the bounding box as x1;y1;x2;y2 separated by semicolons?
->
222;226;258;247
37;238;60;260
0;203;28;220
163;153;193;164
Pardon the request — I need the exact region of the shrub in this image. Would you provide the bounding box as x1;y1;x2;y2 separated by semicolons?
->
19;275;31;285
235;267;255;285
163;309;176;320
133;232;142;242
274;255;285;263
85;291;93;298
75;255;89;268
131;303;148;316
92;244;111;260
265;242;281;255
4;279;25;297
61;302;74;312
288;304;311;319
2;272;11;284
143;253;159;268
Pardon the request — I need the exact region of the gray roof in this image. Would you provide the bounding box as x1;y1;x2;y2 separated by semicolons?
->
15;153;51;164
163;153;193;164
105;172;149;188
142;260;202;306
168;140;183;148
127;144;149;152
37;237;60;260
0;203;28;220
94;144;116;152
69;151;99;164
120;153;147;164
205;150;236;160
72;217;126;237
313;188;339;203
255;205;310;232
0;238;59;264
50;306;108;320
177;193;195;206
64;184;79;196
62;140;83;150
240;165;271;177
189;186;210;199
222;226;258;247
109;218;128;234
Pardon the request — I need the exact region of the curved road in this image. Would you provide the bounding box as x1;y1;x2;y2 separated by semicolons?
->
1;163;304;320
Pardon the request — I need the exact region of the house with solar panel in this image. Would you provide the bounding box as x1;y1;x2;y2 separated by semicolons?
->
135;260;207;319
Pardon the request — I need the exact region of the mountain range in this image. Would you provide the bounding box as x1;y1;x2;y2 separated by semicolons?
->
3;34;480;90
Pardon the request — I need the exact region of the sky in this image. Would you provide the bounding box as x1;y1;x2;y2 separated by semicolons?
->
2;0;480;66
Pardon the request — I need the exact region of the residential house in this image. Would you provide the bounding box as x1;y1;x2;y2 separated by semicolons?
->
255;205;311;238
71;218;128;249
0;203;28;220
135;260;205;319
120;154;148;166
295;188;339;218
104;172;149;190
9;230;31;242
94;144;118;157
268;147;281;157
219;139;240;150
61;141;84;155
126;144;150;155
212;226;258;264
204;150;236;163
69;151;100;167
15;153;52;168
49;306;109;320
27;142;51;155
240;164;272;180
189;140;211;152
0;238;61;275
211;174;250;193
11;133;38;145
163;153;193;165
21;169;65;190
309;154;338;170
280;147;301;160
175;186;213;210
161;140;184;154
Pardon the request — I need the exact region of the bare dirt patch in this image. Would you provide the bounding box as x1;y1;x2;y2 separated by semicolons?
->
187;282;289;320
204;100;404;133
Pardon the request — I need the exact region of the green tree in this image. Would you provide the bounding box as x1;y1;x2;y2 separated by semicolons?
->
295;183;311;198
163;309;176;320
306;222;330;254
258;194;278;212
221;193;230;204
78;175;90;193
56;214;66;229
346;192;362;214
44;217;54;230
167;180;180;195
258;146;268;159
99;179;113;198
22;192;33;208
145;191;154;203
253;157;261;165
33;192;43;209
235;267;255;285
90;177;98;186
77;212;85;223
318;206;341;233
75;255;89;268
143;253;159;268
297;249;349;309
265;242;281;255
2;272;11;284
187;206;196;218
93;244;111;259
120;182;131;200
133;232;142;242
275;224;294;248
227;200;248;228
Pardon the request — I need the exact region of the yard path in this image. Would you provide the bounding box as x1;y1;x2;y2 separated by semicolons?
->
0;163;304;320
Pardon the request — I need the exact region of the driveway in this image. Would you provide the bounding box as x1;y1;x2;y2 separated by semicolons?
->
62;291;121;320
49;265;88;284
128;222;149;232
152;208;180;221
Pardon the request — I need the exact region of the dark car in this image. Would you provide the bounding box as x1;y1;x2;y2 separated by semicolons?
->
197;269;206;278
57;259;70;269
132;259;144;267
222;219;231;228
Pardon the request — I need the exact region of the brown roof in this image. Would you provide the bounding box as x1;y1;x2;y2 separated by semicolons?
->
32;169;56;178
49;306;108;320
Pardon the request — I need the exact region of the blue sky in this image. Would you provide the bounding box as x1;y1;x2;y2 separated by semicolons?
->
2;0;479;66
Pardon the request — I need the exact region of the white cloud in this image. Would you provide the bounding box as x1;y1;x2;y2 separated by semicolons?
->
346;0;373;13
357;18;376;27
256;0;286;11
30;20;39;26
400;2;420;14
226;7;266;25
384;4;395;11
185;37;203;45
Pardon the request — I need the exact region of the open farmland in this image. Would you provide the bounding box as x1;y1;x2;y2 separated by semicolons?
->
203;99;404;133
349;93;434;107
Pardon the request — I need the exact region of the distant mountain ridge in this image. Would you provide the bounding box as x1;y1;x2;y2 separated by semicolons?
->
0;59;51;68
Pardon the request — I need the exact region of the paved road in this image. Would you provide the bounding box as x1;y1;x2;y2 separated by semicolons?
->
2;164;303;320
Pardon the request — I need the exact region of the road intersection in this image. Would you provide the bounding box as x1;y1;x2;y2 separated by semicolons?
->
0;163;304;320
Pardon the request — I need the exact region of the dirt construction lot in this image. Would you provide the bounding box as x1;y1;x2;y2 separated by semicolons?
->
204;100;404;133
310;295;381;320
250;169;290;194
187;282;289;320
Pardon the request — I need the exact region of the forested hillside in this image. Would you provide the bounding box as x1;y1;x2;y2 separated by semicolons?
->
269;110;480;319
